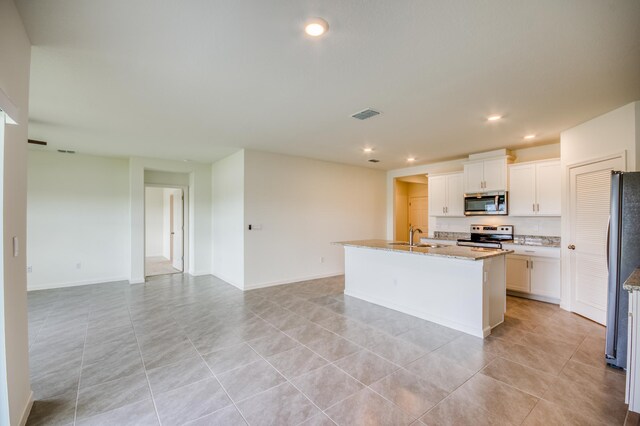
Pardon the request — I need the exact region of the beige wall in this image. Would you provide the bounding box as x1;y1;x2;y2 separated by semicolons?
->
0;0;32;424
27;152;130;290
243;150;387;289
559;101;640;310
394;181;409;241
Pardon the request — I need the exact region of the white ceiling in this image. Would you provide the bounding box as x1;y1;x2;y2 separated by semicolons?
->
17;0;640;170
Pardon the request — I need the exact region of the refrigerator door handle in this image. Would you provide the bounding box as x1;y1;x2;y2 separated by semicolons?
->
607;216;611;271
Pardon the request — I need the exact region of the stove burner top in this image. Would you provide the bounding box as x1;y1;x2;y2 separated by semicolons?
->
457;224;514;249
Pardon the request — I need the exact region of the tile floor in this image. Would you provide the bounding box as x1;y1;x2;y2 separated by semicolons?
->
26;274;630;425
145;257;181;277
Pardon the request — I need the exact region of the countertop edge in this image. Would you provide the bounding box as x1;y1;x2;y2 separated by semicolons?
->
624;267;640;292
335;240;513;261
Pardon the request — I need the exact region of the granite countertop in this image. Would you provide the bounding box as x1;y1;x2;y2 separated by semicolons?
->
424;232;561;248
624;267;640;292
335;239;513;261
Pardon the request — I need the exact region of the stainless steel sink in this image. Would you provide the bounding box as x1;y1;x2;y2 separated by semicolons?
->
388;242;445;249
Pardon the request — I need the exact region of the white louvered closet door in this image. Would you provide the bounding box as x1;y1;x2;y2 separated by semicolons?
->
569;156;624;324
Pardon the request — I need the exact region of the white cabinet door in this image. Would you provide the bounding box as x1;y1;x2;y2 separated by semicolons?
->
483;158;507;192
530;256;561;299
509;164;537;216
428;175;447;217
446;173;465;216
506;255;531;293
536;161;561;216
464;162;484;193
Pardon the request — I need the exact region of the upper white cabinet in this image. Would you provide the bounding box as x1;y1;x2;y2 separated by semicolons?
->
463;157;510;193
508;159;561;216
428;172;464;217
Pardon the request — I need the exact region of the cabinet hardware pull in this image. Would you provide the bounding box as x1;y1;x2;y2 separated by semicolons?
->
526;260;529;268
530;260;533;269
533;203;536;212
568;244;576;250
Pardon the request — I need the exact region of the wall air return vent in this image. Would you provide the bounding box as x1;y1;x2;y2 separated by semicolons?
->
351;108;380;120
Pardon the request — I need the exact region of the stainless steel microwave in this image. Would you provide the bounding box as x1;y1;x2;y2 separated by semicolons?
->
464;191;508;216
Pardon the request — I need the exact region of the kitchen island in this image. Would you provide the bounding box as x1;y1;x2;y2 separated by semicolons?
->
336;240;512;338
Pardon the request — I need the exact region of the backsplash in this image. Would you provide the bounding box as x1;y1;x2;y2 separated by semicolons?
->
432;231;561;247
430;215;560;238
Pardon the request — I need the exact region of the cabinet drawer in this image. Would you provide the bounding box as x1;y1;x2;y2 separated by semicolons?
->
502;244;560;259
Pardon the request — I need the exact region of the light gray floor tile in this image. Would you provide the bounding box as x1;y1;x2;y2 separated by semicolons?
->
292;365;364;410
267;346;328;379
370;368;449;418
334;349;399;385
305;335;361;362
76;373;151;420
154;378;232;426
80;349;144;389
236;382;320;425
325;388;415;426
247;332;299;357
202;343;261;375
26;389;77;426
146;355;212;395
369;335;427;366
76;399;159;426
183;405;247;426
139;335;200;370
217;359;286;402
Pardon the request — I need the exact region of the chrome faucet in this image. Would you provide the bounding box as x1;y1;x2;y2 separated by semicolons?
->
409;225;423;246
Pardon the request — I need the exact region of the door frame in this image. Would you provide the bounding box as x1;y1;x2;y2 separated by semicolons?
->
561;151;626;313
143;184;188;278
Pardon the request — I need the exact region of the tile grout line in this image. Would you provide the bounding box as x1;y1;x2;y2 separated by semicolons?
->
251;301;433;423
71;297;92;425
173;313;252;426
126;303;163;426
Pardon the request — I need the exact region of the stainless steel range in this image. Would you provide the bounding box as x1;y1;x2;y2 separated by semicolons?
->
457;225;514;249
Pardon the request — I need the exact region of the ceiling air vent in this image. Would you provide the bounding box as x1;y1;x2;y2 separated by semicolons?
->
351;108;380;120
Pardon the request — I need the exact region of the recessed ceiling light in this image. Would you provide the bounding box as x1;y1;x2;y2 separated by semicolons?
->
407;157;416;162
363;147;374;153
524;134;536;140
305;18;329;37
487;115;502;122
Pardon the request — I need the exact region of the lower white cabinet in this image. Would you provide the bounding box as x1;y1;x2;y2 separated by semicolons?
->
505;247;561;301
628;290;640;413
506;255;530;293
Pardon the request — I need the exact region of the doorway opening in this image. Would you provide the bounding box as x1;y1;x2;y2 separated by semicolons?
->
145;186;184;277
394;174;429;242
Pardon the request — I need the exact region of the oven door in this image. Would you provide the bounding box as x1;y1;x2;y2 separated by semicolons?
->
464;192;508;216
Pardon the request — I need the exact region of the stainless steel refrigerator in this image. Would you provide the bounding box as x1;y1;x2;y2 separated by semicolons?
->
606;171;640;369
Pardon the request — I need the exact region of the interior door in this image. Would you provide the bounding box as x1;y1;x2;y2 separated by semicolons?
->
569;156;624;324
171;189;184;271
409;196;428;233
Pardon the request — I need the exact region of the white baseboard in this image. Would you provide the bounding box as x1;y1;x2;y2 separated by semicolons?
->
211;273;243;290
190;270;212;277
507;290;560;305
28;276;130;291
18;390;34;426
243;272;343;291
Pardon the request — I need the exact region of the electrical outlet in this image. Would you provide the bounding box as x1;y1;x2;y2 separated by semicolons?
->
27;266;33;273
76;262;82;270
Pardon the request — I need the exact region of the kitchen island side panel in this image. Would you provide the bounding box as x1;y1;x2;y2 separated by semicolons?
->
344;246;492;337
